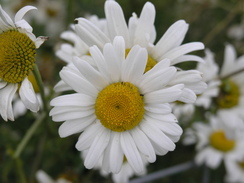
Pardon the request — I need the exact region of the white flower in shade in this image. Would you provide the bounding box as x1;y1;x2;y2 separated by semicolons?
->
171;102;195;123
0;5;47;121
216;44;244;121
73;0;206;103
188;113;244;169
36;170;72;183
50;37;183;173
195;49;221;108
224;153;244;183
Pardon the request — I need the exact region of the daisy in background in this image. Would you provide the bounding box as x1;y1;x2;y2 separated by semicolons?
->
59;0;207;103
183;112;244;169
0;5;47;121
216;44;244;127
50;36;184;174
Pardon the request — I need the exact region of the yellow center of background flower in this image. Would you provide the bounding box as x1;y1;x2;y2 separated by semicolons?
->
217;79;240;109
239;160;244;169
95;82;144;132
0;30;36;83
209;130;235;152
125;49;157;73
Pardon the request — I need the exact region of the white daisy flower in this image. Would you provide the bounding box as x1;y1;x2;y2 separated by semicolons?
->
50;36;183;173
73;0;206;103
36;170;72;183
189;113;244;169
216;44;244;122
0;5;47;121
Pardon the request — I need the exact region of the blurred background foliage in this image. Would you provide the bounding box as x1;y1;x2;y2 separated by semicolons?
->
0;0;243;182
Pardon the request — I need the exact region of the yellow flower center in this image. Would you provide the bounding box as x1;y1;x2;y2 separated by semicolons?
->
95;82;144;132
0;30;36;83
209;130;235;152
125;49;157;73
217;79;240;109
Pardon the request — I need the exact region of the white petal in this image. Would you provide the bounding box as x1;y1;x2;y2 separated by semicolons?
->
159;42;204;62
50;93;95;107
121;45;147;83
171;55;205;65
144;84;184;104
0;83;17;121
105;0;130;47
144;103;172;114
130;127;156;163
109;132;124;173
134;2;155;47
139;65;176;94
19;77;39;112
75;121;103;151
34;36;48;49
120;131;144;173
84;128;110;169
75;18;110;49
72;57;109;90
58;115;96;137
103;42;121;82
140;121;176;151
60;68;98;97
53;80;72;92
0;5;14;27
178;88;197;103
153;20;189;60
14;6;37;22
50;106;94;122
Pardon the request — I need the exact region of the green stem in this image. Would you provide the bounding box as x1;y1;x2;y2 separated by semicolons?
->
13;112;46;158
221;68;244;80
15;158;27;183
33;64;49;113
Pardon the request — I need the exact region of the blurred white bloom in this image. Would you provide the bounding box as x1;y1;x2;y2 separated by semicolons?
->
0;5;46;121
227;22;244;40
217;44;244;120
187;113;244;169
36;170;72;183
50;37;184;173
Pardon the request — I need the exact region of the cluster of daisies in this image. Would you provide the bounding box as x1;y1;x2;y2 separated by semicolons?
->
0;0;244;183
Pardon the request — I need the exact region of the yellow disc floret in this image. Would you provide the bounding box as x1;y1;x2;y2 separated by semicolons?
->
95;82;144;132
0;30;36;83
125;49;157;73
217;79;240;109
209;130;235;152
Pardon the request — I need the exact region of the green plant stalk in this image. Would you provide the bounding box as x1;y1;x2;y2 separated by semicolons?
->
33;64;49;113
13;112;46;158
15;158;27;183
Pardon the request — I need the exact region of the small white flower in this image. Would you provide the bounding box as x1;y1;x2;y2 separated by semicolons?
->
216;44;244;121
188;112;244;169
0;5;47;121
50;37;183;174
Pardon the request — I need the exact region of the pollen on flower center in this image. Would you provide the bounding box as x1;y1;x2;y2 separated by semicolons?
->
125;49;157;73
217;79;240;109
95;82;144;132
0;30;36;83
209;130;235;152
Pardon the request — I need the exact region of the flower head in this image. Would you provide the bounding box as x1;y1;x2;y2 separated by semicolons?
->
0;5;47;121
50;36;183;173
